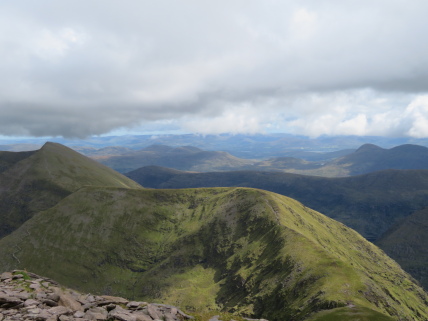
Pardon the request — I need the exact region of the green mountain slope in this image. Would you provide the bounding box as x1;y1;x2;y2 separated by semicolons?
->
0;187;426;321
0;150;36;173
126;166;428;289
0;142;142;237
126;167;428;242
377;208;428;291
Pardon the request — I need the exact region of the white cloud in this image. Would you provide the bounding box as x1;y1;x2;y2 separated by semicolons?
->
1;1;428;138
183;103;268;135
289;8;318;41
33;28;86;60
405;96;428;138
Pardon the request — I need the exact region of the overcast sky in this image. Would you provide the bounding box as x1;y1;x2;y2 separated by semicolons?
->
1;1;428;138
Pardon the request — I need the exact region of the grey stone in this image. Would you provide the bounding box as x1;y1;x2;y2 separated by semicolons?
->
133;312;152;321
58;293;82;312
42;299;58;307
0;270;196;321
99;295;128;305
73;310;85;318
146;304;160;320
84;307;108;320
24;299;40;307
0;294;23;309
27;307;41;314
0;274;12;282
126;301;146;309
47;306;72;316
108;307;136;321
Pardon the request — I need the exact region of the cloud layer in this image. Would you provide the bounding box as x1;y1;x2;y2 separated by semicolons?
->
1;1;428;137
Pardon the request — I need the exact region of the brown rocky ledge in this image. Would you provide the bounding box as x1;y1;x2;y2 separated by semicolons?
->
0;270;195;321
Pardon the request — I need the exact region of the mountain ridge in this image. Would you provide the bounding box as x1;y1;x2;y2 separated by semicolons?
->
0;142;142;237
126;166;428;289
89;143;428;177
0;186;427;320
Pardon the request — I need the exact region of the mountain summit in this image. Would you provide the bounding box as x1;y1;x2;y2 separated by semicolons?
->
0;142;142;237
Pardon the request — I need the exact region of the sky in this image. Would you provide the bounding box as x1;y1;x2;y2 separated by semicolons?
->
2;0;428;138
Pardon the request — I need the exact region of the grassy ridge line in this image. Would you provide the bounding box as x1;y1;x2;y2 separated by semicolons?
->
126;166;428;242
127;166;428;290
0;142;142;238
0;187;426;320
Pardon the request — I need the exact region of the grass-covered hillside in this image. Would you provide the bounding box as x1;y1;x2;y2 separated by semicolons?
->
127;166;428;290
378;208;428;292
126;167;428;242
0;187;427;321
0;142;142;238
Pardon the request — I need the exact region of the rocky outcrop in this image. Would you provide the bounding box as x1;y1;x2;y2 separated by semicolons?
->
0;271;194;321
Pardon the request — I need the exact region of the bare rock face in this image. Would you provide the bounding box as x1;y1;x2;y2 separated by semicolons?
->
0;271;195;321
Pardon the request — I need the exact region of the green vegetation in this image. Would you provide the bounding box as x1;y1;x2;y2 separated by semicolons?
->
129;165;428;289
0;142;142;237
0;186;427;320
0;150;36;173
378;207;428;290
307;306;396;321
127;166;428;242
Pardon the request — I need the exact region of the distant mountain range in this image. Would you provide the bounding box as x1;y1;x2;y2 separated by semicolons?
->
3;133;428;159
89;145;253;173
77;143;428;177
0;143;427;320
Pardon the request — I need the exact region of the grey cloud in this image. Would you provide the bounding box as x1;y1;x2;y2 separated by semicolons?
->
1;1;428;137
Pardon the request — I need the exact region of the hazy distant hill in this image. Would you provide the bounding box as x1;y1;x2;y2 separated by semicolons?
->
260;143;428;177
3;133;427;159
73;145;133;156
86;143;428;177
93;144;253;173
329;143;428;175
0;142;142;238
278;149;355;161
0;186;426;320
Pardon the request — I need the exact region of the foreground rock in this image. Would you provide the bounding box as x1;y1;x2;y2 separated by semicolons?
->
0;271;194;321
